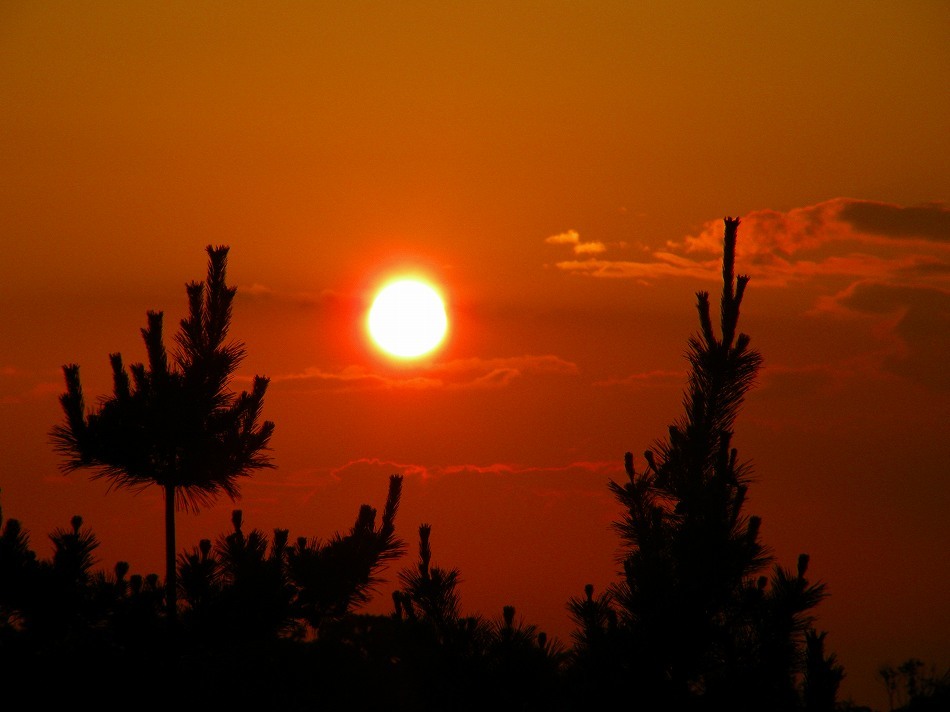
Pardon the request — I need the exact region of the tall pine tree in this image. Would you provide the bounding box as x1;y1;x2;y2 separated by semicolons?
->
51;246;275;625
569;217;841;711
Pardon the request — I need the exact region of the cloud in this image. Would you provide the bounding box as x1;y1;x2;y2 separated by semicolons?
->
271;354;579;392
837;201;950;242
679;202;847;257
236;284;349;309
331;457;436;480
432;354;578;378
241;283;276;297
593;368;685;388
545;230;580;246
272;365;442;390
545;199;950;288
329;456;619;487
0;366;61;404
545;201;950;393
553;257;717;281
545;229;609;255
677;199;950;286
573;241;607;255
291;456;622;489
821;281;950;391
756;361;866;398
469;368;520;388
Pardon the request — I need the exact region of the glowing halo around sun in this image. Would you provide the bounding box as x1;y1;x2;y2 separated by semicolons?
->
367;278;448;359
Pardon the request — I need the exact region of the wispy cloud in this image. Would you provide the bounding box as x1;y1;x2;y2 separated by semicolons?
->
676;200;950;282
545;230;581;246
331;457;435;480
818;281;950;391
328;456;619;484
271;365;442;390
545;229;609;256
574;241;607;255
836;201;950;243
593;368;685;388
553;256;717;281
546;200;950;393
236;284;352;309
246;457;623;513
271;354;579;392
0;366;61;404
545;199;950;287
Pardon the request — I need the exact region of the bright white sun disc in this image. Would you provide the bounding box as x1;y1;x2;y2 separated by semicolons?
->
368;279;448;358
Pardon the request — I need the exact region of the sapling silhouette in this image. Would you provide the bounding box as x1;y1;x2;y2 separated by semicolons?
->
177;538;220;619
207;510;295;640
487;604;566;709
877;659;950;712
0;489;37;630
40;515;100;634
0;508;156;656
50;245;275;624
389;524;485;710
802;629;845;712
0;514;102;640
398;523;465;632
286;473;404;631
569;218;839;711
188;516;290;642
0;476;407;707
386;524;566;711
173;474;405;646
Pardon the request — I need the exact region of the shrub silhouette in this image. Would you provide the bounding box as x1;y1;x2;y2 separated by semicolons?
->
0;500;171;705
568;217;843;711
877;659;950;711
50;245;275;623
0;489;37;631
287;473;404;630
379;523;565;711
175;474;405;642
0;477;407;707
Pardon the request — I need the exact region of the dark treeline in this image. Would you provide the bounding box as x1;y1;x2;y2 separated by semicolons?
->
1;225;946;711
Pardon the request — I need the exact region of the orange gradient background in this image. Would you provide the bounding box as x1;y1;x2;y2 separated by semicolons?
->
1;3;948;707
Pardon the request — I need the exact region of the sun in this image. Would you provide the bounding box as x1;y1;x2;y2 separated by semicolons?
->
367;278;448;358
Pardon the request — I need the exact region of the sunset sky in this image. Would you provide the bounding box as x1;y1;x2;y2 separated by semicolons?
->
1;2;948;706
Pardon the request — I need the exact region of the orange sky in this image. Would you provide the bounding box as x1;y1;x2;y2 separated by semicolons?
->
1;2;948;706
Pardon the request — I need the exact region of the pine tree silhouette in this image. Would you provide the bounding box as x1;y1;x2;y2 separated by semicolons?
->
50;245;275;624
387;524;565;711
569;217;839;711
876;659;950;712
173;474;406;643
286;474;404;631
397;523;465;632
0;489;37;630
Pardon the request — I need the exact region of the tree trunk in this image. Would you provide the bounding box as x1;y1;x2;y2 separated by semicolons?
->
164;482;177;625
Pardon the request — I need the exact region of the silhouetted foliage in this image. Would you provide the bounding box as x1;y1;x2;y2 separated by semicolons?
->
0;498;174;706
803;629;846;712
177;511;296;643
381;523;566;711
50;245;275;622
175;474;406;642
287;474;404;630
0;477;410;708
4;222;903;709
0;489;37;631
398;523;466;631
568;218;841;711
877;659;950;711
